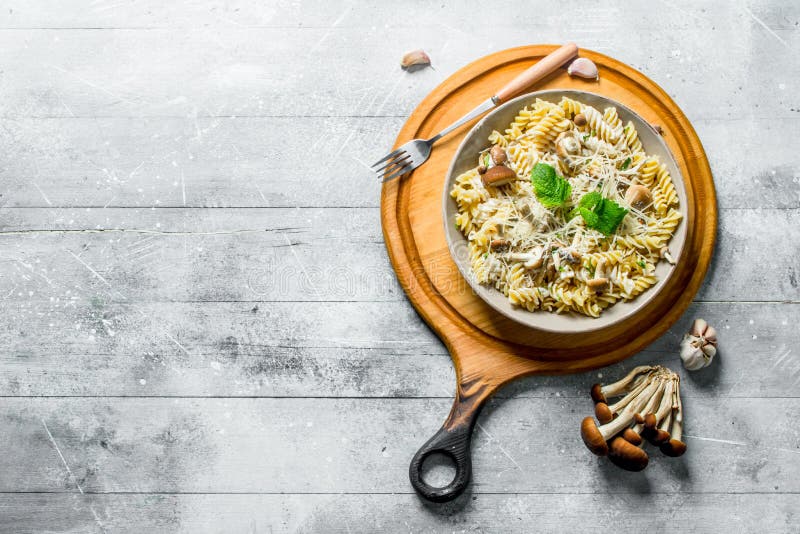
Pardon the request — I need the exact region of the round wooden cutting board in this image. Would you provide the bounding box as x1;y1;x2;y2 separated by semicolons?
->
380;45;716;502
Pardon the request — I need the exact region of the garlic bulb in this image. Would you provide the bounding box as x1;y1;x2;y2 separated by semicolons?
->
680;318;718;371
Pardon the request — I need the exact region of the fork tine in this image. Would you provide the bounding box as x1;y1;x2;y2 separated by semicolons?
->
371;147;405;168
373;152;410;174
382;160;414;182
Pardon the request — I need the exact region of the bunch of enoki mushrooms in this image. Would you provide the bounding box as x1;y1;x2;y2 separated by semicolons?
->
580;365;686;471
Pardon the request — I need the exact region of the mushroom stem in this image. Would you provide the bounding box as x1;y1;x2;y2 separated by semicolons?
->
600;379;661;439
581;378;662;456
652;405;673;445
641;379;674;443
608;374;654;413
595;373;654;423
653;380;676;423
660;379;687;457
592;365;654;403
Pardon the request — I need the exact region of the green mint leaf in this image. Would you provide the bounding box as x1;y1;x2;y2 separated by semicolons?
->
575;192;628;236
579;191;603;210
531;163;572;208
579;206;600;227
620;157;631;170
595;198;628;235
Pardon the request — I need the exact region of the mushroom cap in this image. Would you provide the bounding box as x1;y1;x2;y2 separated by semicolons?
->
633;413;645;425
643;413;657;429
660;439;687;457
555;131;581;158
580;416;609;456
624;184;652;210
621;427;643;446
590;384;606;404
651;429;671;445
608;437;649;472
481;165;516;187
594;402;614;424
640;414;659;441
489;145;508;165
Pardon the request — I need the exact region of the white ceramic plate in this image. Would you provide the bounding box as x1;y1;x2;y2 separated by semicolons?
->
442;89;687;334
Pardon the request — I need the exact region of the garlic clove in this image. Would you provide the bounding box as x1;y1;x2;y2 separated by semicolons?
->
702;344;717;358
567;57;599;80
705;325;718;343
401;49;431;69
690;318;707;337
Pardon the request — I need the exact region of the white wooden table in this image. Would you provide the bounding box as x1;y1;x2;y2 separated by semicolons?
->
1;1;797;531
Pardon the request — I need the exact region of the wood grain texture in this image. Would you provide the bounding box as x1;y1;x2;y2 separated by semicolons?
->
1;0;798;530
3;493;798;533
2;397;798;494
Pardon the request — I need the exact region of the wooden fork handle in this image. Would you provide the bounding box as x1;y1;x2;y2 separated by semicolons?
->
493;42;579;104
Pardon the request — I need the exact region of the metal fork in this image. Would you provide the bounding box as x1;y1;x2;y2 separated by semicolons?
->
372;42;578;182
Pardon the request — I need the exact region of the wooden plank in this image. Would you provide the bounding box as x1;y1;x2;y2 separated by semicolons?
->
2;492;798;533
0;117;796;209
0;13;794;122
0;0;796;30
0;299;794;398
0;207;798;303
0;117;399;208
0;397;797;494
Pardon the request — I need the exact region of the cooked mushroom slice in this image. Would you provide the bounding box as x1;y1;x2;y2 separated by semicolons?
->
608;436;649;472
586;257;609;291
590;365;655;404
524;250;545;270
490;238;510;250
581;378;662;456
660;380;687;457
555;131;582;166
625;184;653;210
573;113;587;127
481;165;516;187
586;277;608;290
490;145;508;165
561;248;582;264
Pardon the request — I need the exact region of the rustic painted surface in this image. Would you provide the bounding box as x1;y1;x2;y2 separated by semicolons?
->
0;1;797;532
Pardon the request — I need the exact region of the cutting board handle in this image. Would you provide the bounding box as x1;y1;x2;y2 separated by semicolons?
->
408;377;490;502
409;341;546;502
